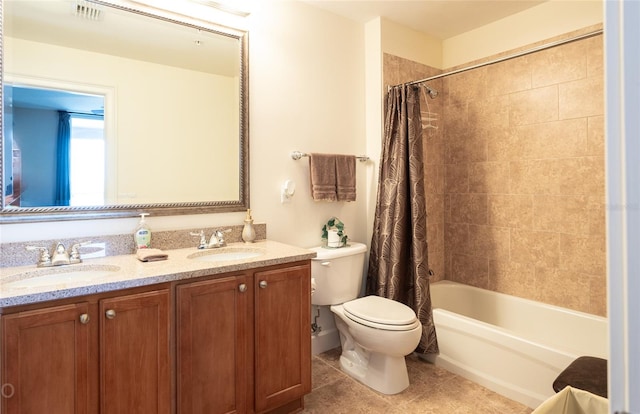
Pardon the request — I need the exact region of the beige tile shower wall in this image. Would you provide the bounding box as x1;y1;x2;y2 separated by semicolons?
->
442;33;606;316
383;54;446;283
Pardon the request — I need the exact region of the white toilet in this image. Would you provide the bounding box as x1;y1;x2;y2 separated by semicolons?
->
310;242;422;395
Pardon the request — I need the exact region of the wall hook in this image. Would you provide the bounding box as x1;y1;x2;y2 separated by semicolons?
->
281;180;296;203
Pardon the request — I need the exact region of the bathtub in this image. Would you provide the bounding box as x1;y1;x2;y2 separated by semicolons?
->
423;281;608;409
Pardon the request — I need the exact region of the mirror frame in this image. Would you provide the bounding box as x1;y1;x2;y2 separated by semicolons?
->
0;0;249;223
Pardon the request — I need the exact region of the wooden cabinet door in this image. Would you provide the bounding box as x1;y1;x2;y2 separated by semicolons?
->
100;289;170;414
254;264;311;413
177;275;249;414
1;303;91;414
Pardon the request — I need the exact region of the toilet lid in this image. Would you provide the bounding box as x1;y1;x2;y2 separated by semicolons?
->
343;296;420;331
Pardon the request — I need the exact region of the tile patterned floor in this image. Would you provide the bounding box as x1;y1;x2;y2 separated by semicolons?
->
303;348;533;414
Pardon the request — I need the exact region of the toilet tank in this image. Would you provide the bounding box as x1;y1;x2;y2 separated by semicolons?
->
310;242;367;306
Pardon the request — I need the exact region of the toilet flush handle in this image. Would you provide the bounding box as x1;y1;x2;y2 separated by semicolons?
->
321;261;331;267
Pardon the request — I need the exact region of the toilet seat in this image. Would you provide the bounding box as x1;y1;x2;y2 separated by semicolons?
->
343;296;420;331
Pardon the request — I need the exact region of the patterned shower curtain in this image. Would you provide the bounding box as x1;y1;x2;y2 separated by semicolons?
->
366;84;438;354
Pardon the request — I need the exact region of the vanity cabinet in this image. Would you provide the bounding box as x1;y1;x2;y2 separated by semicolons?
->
1;302;91;414
1;289;171;414
1;260;311;414
177;263;311;414
254;265;311;413
100;290;171;414
177;273;250;414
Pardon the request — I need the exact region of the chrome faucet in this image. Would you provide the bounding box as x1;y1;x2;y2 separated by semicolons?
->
209;229;231;248
51;243;70;266
190;229;232;249
26;241;91;267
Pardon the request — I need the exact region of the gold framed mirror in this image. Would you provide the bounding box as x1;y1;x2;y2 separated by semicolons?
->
1;0;249;222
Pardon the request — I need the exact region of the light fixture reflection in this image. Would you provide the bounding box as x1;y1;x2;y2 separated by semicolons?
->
189;0;254;17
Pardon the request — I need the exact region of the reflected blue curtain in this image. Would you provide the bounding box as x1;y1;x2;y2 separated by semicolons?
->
55;111;71;206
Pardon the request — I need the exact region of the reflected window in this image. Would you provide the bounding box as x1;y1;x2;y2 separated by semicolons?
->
5;83;105;207
70;116;104;206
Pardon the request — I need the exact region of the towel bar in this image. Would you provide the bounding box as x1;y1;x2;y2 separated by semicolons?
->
291;151;369;162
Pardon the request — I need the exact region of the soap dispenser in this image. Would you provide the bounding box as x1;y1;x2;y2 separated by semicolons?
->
134;213;152;249
242;209;256;243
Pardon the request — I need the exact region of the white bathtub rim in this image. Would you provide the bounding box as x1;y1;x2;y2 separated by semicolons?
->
431;281;607;323
430;280;609;358
433;308;607;359
433;309;582;367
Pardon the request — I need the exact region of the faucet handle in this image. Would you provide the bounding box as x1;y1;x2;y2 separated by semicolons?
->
190;230;207;249
25;246;52;267
70;241;92;263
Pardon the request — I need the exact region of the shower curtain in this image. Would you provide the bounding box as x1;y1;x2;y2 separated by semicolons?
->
367;84;438;354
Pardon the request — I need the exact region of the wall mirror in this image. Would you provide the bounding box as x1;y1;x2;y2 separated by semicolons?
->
1;0;249;223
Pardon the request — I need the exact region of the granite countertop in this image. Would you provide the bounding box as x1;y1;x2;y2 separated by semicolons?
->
0;240;316;308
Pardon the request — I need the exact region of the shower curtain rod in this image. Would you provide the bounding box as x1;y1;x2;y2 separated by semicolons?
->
393;28;603;89
66;111;104;118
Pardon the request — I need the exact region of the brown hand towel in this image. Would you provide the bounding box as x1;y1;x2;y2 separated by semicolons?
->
336;155;356;201
309;153;337;201
137;248;169;262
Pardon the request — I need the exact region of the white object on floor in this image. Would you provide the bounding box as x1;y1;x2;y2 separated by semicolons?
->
531;386;608;414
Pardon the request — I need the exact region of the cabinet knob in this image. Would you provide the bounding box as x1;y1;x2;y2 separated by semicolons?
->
79;313;90;324
238;283;247;292
105;309;116;320
259;280;268;289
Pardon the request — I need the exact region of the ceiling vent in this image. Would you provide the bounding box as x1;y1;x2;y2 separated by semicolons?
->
74;1;103;21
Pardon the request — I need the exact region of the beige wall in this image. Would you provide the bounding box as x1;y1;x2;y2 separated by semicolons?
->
380;18;442;69
384;28;606;316
248;1;368;248
377;1;603;71
443;0;603;68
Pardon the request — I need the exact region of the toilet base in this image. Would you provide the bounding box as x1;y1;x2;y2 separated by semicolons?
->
339;349;410;395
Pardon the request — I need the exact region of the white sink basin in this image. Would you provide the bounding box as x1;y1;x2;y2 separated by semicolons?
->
187;247;265;262
2;264;121;289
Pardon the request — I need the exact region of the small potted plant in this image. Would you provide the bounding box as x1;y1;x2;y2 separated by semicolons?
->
321;217;348;248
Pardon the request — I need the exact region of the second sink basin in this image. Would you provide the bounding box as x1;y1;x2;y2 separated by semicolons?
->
2;264;121;290
187;247;265;263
